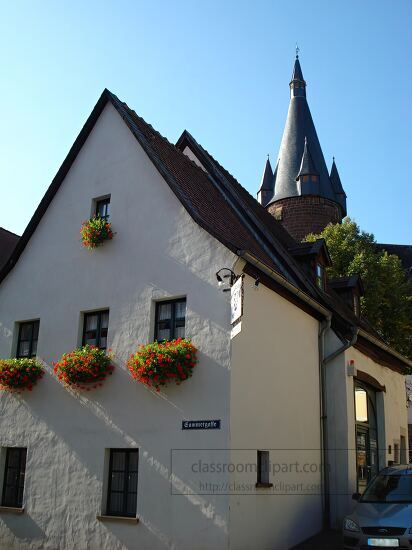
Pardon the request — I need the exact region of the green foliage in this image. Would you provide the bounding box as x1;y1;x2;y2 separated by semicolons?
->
305;218;412;360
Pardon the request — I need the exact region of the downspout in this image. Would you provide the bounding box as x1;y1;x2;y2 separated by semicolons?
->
318;315;331;527
321;326;358;528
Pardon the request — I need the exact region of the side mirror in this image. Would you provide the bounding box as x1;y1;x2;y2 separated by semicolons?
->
352;492;361;501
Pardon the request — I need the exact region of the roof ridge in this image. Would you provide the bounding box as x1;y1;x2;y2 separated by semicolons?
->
110;96;212;181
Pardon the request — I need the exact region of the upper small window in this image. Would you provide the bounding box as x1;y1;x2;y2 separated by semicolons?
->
16;321;39;358
95;197;110;220
155;299;186;341
82;310;109;349
2;447;27;508
315;264;324;290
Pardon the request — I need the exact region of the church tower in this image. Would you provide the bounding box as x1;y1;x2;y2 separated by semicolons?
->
257;53;346;241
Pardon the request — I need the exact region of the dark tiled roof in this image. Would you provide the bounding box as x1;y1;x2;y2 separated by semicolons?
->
0;227;19;269
329;274;364;294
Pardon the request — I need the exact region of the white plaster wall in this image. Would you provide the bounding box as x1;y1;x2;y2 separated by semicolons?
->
0;103;237;550
229;275;323;550
325;335;409;528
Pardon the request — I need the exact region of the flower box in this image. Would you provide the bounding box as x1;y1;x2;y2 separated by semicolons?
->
80;216;114;249
0;358;44;391
53;345;114;390
127;338;197;391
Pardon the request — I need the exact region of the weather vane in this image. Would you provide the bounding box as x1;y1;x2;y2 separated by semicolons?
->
296;43;300;58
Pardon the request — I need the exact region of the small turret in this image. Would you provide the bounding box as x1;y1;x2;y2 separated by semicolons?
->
296;137;320;195
257;156;274;206
330;158;347;216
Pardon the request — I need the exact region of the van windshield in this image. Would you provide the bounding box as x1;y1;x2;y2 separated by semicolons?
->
361;474;412;503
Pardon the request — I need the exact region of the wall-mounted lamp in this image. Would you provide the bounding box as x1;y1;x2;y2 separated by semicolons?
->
216;268;237;292
253;277;260;290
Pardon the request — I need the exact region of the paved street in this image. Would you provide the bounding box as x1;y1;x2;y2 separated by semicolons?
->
292;530;342;549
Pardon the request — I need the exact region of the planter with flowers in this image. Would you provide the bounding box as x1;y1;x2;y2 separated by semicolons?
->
0;358;44;392
80;216;114;249
53;345;114;390
127;338;197;391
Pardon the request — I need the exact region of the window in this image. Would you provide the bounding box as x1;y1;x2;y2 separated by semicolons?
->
256;450;272;486
82;310;109;349
16;321;39;358
154;299;186;341
2;448;27;508
315;263;324;290
107;449;138;517
355;388;368;422
95;197;110;220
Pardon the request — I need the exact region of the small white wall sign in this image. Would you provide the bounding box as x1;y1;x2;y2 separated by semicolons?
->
231;276;243;325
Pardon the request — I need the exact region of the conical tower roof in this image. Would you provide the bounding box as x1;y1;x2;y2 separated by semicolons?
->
268;55;343;208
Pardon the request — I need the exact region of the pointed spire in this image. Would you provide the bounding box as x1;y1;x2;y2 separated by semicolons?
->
329;158;347;216
290;50;306;98
296;137;319;179
259;156;273;191
257;156;274;206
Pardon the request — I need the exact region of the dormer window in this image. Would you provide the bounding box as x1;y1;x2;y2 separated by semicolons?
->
95;197;110;220
315;263;324;290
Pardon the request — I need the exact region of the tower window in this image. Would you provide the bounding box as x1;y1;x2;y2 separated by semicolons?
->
311;175;319;182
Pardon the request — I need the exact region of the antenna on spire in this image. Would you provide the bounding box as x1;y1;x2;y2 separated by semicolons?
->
267;153;270;160
295;43;300;58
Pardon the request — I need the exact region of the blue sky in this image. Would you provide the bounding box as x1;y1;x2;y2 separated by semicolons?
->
1;0;411;243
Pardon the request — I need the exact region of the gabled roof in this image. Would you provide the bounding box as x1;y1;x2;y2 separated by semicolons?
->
1;88;409;371
0;227;19;270
329;274;365;296
289;239;332;266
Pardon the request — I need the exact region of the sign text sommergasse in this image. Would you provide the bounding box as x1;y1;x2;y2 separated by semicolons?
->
182;420;221;430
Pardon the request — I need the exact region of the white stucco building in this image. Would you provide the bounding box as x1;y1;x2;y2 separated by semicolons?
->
0;86;410;550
